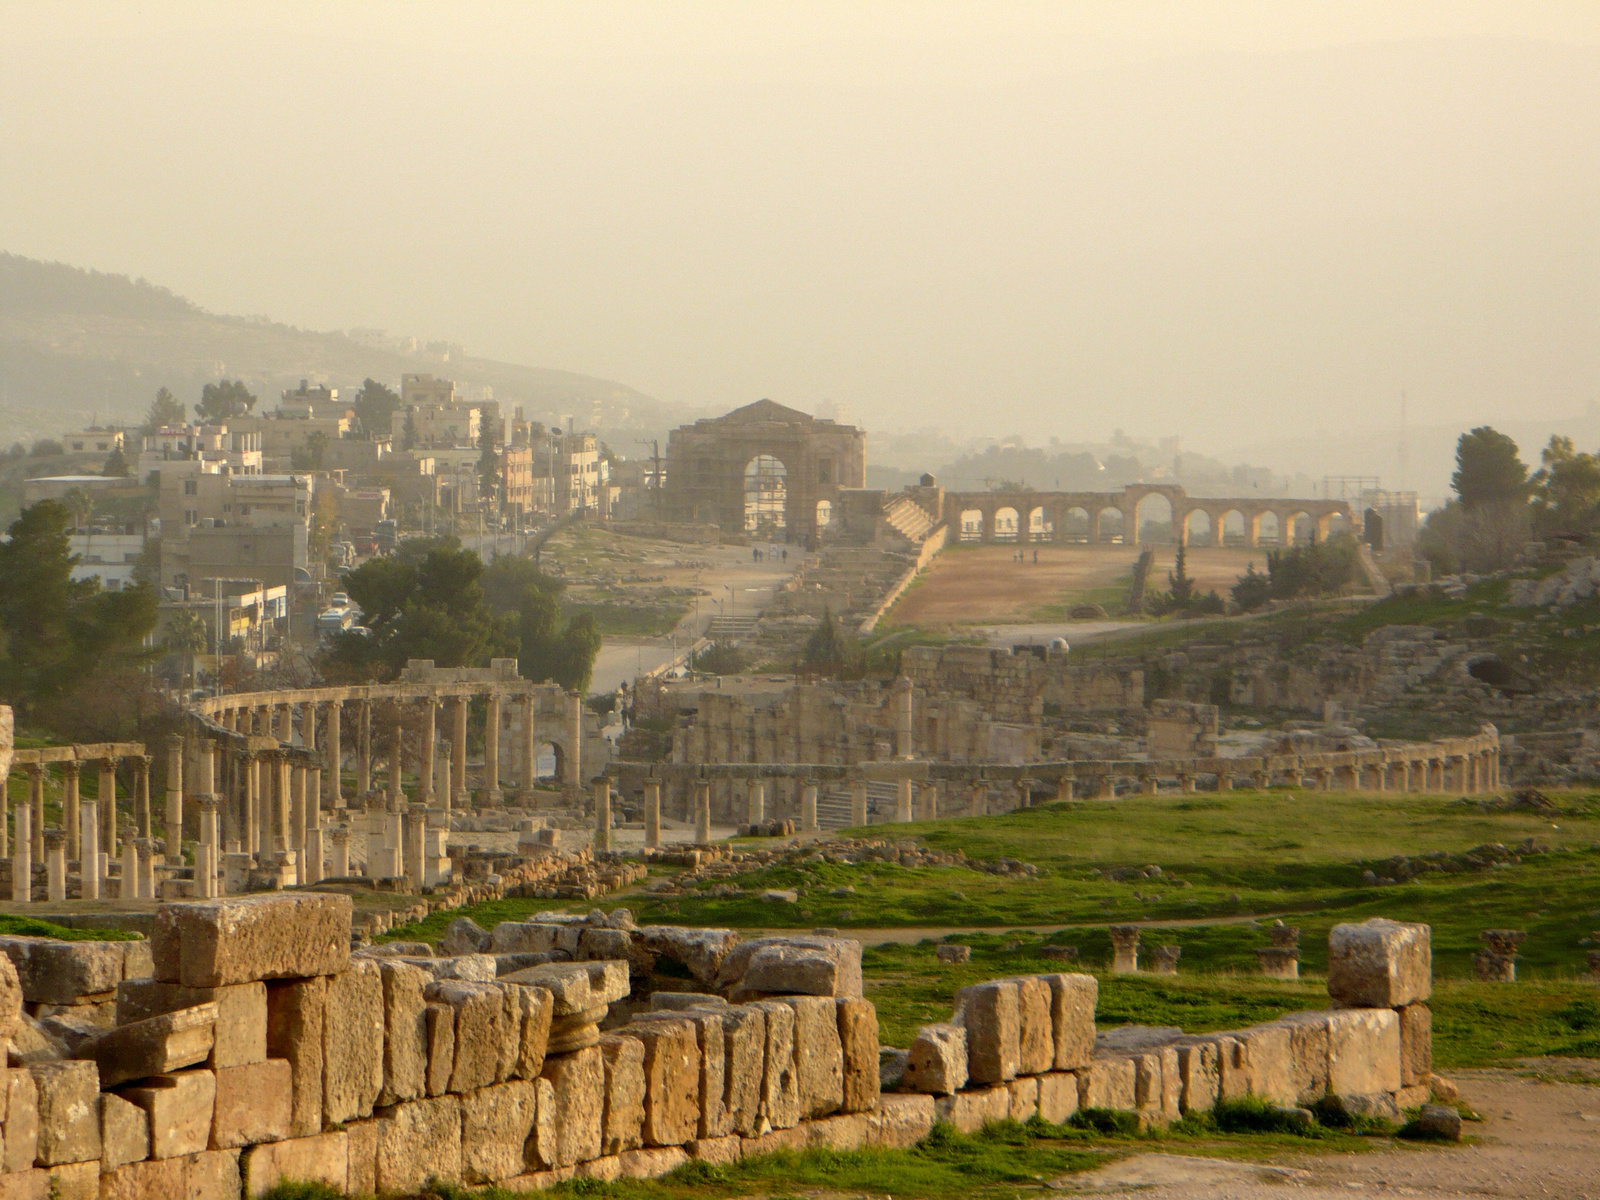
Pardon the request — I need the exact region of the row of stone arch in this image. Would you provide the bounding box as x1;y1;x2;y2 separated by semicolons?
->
956;502;1349;546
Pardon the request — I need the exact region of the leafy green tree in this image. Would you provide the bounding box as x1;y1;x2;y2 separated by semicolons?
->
1451;426;1528;510
1167;542;1194;608
477;423;500;502
802;608;853;674
352;378;401;439
482;555;563;615
141;387;186;434
1530;435;1600;539
163;608;208;697
1231;563;1272;611
194;379;257;423
401;411;419;451
102;446;129;477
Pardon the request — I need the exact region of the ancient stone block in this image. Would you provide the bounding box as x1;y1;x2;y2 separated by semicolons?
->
375;1095;462;1194
27;1060;101;1165
440;916;491;956
903;1023;968;1095
81;1003;217;1088
429;980;508;1094
1008;1075;1039;1121
424;1001;455;1097
502;959;628;1017
750;1000;800;1131
1041;973;1097;1070
1416;1102;1461;1141
344;1117;382;1198
1270;1012;1332;1105
1231;1022;1295;1106
209;1058;291;1149
0;937;124;1005
932;1084;1010;1132
718;1003;766;1137
687;1133;743;1164
3;1066;40;1172
0;1162;95;1200
376;959;431;1105
740;945;842;996
184;1147;243;1200
118;1069;214;1160
634;1007;728;1138
617;1145;689;1177
630;1018;700;1146
1036;1071;1079;1124
1079;1056;1136;1111
836;997;880;1114
0;955;23;1044
264;975;324;1137
1327;919;1431;1009
511;984;554;1081
935;943;970;965
776;996;843;1120
1173;1041;1219;1113
1009;976;1054;1075
323;960;384;1124
599;1033;646;1156
152;894;351;988
578;928;632;961
805;1112;869;1150
1326;1007;1401;1097
537;1047;603;1168
718;936;863;999
489;920;567;955
866;1093;936;1148
116;980;267;1069
460;1080;538;1185
99;1091;150;1170
739;1124;808;1157
240;1132;348;1198
636;927;741;985
1399;1003;1432;1087
954;979;1020;1085
98;1157;184;1200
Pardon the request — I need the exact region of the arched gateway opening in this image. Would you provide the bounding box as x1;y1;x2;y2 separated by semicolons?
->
744;455;787;536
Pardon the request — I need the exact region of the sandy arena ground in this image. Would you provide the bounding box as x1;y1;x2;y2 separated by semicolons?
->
887;544;1270;627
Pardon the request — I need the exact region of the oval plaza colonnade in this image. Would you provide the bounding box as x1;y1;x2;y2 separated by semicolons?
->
945;484;1351;547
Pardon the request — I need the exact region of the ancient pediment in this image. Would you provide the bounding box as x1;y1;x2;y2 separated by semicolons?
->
716;398;816;426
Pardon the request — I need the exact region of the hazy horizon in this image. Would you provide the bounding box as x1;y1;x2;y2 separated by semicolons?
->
4;2;1599;481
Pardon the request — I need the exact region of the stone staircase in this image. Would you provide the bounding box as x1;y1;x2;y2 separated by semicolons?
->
881;495;936;543
705;614;760;641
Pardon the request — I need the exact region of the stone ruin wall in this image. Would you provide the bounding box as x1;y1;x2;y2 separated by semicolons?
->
0;898;1437;1197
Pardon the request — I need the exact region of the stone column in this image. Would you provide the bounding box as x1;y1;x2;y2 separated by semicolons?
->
1098;774;1117;799
436;746;453;820
62;760;81;862
484;693;502;803
1474;929;1524;982
850;780;868;827
137;838;156;899
304;821;324;885
388;721;404;808
302;705;320;824
135;756;152;838
694;782;712;844
918;783;938;821
274;753;292;853
330;825;351;878
894;677;915;759
276;702;293;743
244;753;260;856
566;692;584;787
521;696;538;801
165;734;184;838
800;783;818;832
80;799;100;900
746;779;765;826
895;777;913;822
593;780;612;852
11;801;31;903
1056;775;1074;802
29;764;45;861
121;837;138;901
419;695;436;802
405;804;427;885
325;698;343;807
451;697;469;805
292;766;309;861
644;782;661;848
1109;925;1140;974
98;759;117;857
196;797;219;898
45;830;66;902
356;700;372;796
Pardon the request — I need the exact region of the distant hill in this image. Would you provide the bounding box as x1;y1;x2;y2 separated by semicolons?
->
0;253;694;445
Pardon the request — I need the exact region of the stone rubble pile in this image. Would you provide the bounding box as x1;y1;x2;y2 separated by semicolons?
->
1507;558;1600;608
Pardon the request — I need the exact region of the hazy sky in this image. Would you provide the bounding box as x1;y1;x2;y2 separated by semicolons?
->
4;2;1599;458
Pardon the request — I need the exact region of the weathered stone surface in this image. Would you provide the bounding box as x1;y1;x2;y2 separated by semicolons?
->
375;1095;463;1193
718;1004;766;1137
1327;919;1432;1009
617;1145;689;1177
1042;973;1097;1070
98;1157;183;1200
264;976;324;1137
501;960;628;1017
777;995;843;1119
429;980;509;1093
866;1092;936;1148
750;999;800;1130
1270;1012;1332;1105
185;1147;243;1200
1230;1022;1295;1107
1416;1102;1462;1141
28;1060;101;1164
719;936;863;999
240;1132;348;1198
424;1001;455;1097
599;1033;646;1156
650;992;728;1012
933;1084;1010;1132
116;980;267;1069
99;1091;150;1170
460;1080;538;1184
1037;1071;1080;1123
1172;1040;1220;1113
0;954;22;1044
1079;1056;1137;1110
804;1112;868;1150
537;1047;603;1168
323;960;384;1124
836;997;880;1114
209;1058;291;1149
152;894;351;988
1399;1003;1432;1087
740;946;842;996
1008;1074;1039;1121
1137;1047;1181;1123
0;937;124;1006
510;984;554;1081
440;916;491;957
1010;976;1054;1075
954;980;1020;1084
636;926;740;985
1326;1007;1401;1097
119;1069;213;1160
936;943;971;965
578;928;632;961
376;959;431;1105
630;1018;700;1146
490;921;571;956
410;954;497;983
0;1162;96;1200
739;1124;808;1157
903;1023;968;1095
3;1066;40;1172
79;1003;216;1088
9;1013;66;1063
344;1117;382;1198
634;1007;727;1138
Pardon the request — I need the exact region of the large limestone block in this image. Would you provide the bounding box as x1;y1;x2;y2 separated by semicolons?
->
3;1066;40;1172
633;1007;728;1137
1326;1007;1401;1097
1009;976;1054;1075
209;1058;292;1149
718;936;863;999
375;1095;463;1194
776;996;843;1119
865;1093;936;1148
1399;1004;1432;1086
323;960;384;1124
630;1018;700;1146
0;955;23;1043
617;1145;689;1178
1270;1012;1332;1104
805;1112;868;1151
502;960;628;1017
1079;1056;1137;1111
27;1060;101;1165
636;927;741;985
750;1000;801;1131
99;1091;150;1170
439;916;491;957
376;959;431;1105
490;921;568;955
185;1147;244;1200
598;1034;646;1156
718;1004;766;1137
537;1047;603;1168
1233;1023;1296;1107
424;1001;455;1097
903;1023;968;1095
954;980;1020;1085
740;946;843;997
0;938;124;1006
152;894;351;988
836;997;880;1114
98;1158;183;1200
1327;919;1432;1009
460;1080;538;1184
240;1132;348;1199
265;976;324;1137
1135;1047;1181;1123
687;1133;742;1164
509;983;554;1081
1008;1075;1039;1121
578;928;632;961
116;979;267;1069
1213;1034;1250;1101
119;1069;214;1160
428;980;509;1094
932;1084;1010;1132
1172;1040;1220;1113
1037;1071;1080;1124
344;1118;382;1197
1042;973;1097;1070
79;1003;217;1087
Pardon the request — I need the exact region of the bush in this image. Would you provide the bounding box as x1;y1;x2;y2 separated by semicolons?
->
1069;1107;1140;1136
1213;1096;1314;1134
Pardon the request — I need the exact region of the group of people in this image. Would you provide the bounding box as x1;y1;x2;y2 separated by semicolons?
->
752;545;788;563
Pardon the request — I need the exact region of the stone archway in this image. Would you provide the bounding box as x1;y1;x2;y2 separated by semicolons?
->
959;508;985;542
1027;506;1051;542
1287;511;1313;545
1181;509;1213;546
1135;493;1174;544
815;499;833;530
1253;511;1281;546
1218;509;1246;547
993;506;1020;542
1096;507;1124;543
744;455;788;537
1061;506;1091;542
